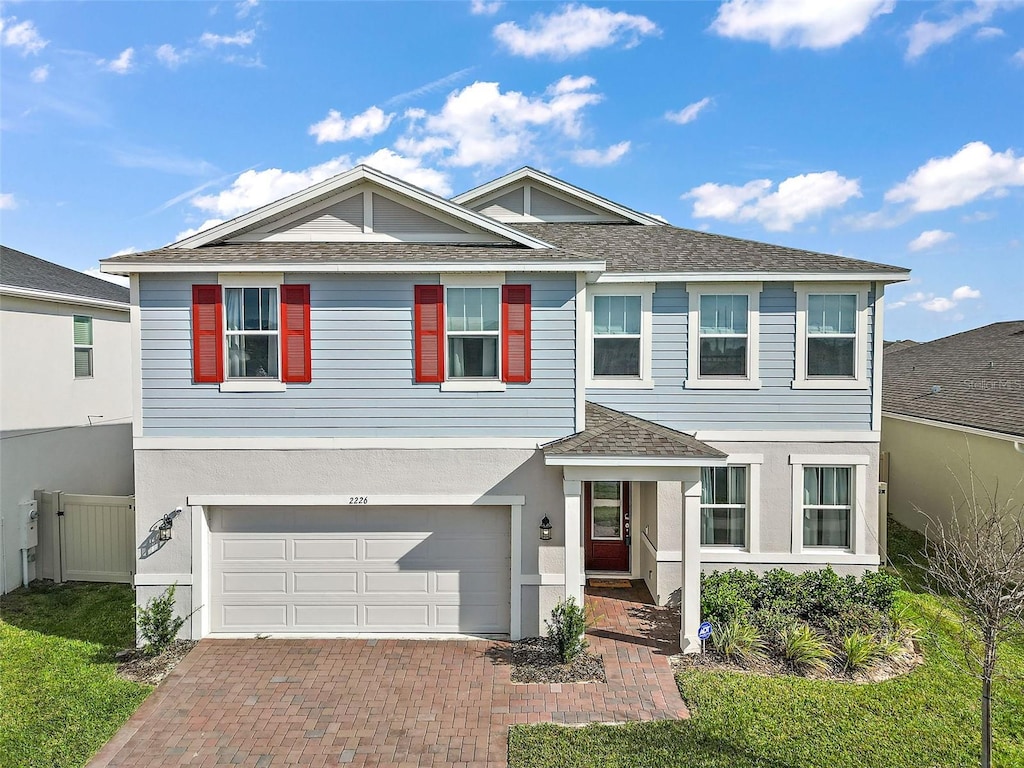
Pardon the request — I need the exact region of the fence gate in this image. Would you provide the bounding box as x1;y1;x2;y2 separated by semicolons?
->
39;492;135;583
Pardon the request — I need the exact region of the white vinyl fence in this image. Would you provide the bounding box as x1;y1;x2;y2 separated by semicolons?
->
36;491;135;583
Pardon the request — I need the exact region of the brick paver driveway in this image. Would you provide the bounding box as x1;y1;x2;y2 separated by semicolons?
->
90;583;687;768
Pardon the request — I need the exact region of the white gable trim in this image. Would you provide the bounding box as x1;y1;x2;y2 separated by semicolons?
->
0;284;129;311
101;260;606;275
453;167;664;226
171;165;555;250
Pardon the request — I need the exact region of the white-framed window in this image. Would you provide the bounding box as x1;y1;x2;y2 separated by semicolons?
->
686;283;761;389
793;283;869;390
73;315;93;378
591;481;624;540
790;454;869;555
224;286;279;379
700;466;747;547
446;286;500;379
586;283;654;389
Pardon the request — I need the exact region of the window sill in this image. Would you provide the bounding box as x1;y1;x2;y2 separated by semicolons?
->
586;377;655;390
791;378;868;390
440;380;507;392
220;380;287;393
685;378;762;390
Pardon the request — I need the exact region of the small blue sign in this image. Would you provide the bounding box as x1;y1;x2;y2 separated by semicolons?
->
697;621;713;641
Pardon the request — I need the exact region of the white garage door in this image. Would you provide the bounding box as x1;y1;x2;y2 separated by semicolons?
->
209;505;510;635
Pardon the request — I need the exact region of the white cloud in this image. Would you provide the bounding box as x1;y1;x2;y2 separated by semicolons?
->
665;97;713;125
906;1;1001;60
908;229;954;252
155;43;188;69
0;193;17;210
175;218;225;243
1014;48;1024;66
200;30;255;47
887;301;907;310
493;4;659;60
308;106;395;144
236;0;260;19
29;64;49;82
885;142;1024;212
82;268;131;287
100;47;135;75
356;149;452;196
710;0;893;49
383;67;475;107
470;0;503;15
951;285;981;300
685;171;861;231
109;247;139;258
644;212;669;224
394;76;604;168
974;26;1005;39
571;140;630;167
962;210;995;223
0;16;48;55
921;296;956;312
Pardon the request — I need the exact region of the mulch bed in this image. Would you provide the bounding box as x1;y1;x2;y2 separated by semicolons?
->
116;640;197;685
671;639;923;683
509;636;607;684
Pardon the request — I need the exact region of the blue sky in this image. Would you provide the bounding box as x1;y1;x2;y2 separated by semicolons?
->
1;0;1021;341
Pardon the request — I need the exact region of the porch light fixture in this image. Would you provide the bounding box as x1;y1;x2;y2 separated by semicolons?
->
539;515;553;541
157;512;176;542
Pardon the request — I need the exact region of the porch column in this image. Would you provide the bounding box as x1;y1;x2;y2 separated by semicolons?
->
563;479;584;605
680;478;702;653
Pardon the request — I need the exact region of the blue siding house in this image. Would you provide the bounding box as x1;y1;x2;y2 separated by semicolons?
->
103;165;909;648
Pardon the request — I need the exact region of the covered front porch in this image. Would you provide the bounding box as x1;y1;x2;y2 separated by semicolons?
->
544;403;727;653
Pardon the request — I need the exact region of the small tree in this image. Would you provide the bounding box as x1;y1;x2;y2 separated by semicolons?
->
545;597;590;663
915;463;1024;768
137;584;189;656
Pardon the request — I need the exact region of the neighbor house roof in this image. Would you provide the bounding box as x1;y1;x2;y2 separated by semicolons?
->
543;402;727;460
883;321;1024;438
1;245;129;305
883;339;919;353
510;223;910;278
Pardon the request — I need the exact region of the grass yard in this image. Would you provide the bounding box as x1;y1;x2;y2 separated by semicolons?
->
509;523;1024;768
0;582;151;768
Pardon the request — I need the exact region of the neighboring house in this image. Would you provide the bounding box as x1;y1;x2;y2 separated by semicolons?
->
100;166;910;650
881;321;1024;534
883;339;918;354
0;245;135;594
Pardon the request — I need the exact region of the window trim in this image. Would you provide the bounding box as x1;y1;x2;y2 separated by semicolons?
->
73;314;93;379
685;282;762;390
439;273;507;392
217;273;285;392
700;454;762;555
789;454;869;555
585;283;654;389
793;283;870;390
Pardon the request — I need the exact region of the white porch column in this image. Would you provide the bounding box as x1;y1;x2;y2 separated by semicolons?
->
563;479;584;605
680;479;702;653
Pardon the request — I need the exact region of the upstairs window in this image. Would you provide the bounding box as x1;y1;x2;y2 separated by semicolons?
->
593;295;641;376
700;466;747;547
73;315;93;378
807;294;857;377
225;287;279;379
686;283;761;389
446;287;500;379
699;295;748;376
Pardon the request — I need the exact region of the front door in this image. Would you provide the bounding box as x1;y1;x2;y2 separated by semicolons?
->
584;481;630;572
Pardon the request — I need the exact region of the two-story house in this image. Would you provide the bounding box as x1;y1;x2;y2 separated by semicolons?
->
101;166;909;650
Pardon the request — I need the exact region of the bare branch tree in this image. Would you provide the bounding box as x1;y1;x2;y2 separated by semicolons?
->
914;453;1024;768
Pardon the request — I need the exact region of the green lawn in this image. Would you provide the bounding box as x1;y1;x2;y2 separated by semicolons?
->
509;523;1024;768
0;582;151;768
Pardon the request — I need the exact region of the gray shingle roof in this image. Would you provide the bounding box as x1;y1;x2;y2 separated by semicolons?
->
883;321;1024;438
1;245;129;304
101;241;597;266
543;402;727;459
509;222;909;276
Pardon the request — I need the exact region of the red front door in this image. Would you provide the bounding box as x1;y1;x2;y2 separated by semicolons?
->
584;481;630;572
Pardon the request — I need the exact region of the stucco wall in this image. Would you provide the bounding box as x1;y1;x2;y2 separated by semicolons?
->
0;423;134;593
881;416;1024;534
0;295;131;431
134;447;567;638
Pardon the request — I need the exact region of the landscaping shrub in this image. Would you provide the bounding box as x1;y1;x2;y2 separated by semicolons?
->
779;623;834;672
711;617;765;663
823;604;892;641
839;630;881;672
545;597;589;663
889;604;922;644
137;584;186;656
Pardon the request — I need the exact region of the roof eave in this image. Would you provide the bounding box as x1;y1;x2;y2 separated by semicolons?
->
544;454;727;467
99;259;607;275
0;283;129;311
596;271;912;283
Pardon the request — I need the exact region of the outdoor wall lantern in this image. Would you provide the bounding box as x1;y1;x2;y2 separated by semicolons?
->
539;515;553;541
158;508;181;542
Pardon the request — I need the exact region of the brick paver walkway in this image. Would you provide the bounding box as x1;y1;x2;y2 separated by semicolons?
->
89;581;687;768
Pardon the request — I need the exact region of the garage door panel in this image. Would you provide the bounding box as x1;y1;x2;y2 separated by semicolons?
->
210;505;510;634
293;571;358;594
293;538;358;561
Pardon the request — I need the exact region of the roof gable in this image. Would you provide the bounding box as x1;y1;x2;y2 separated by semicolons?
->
453;167;664;226
172;165;554;250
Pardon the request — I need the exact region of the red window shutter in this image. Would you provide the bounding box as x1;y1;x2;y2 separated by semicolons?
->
414;285;444;383
191;285;223;383
280;284;312;383
502;284;531;383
